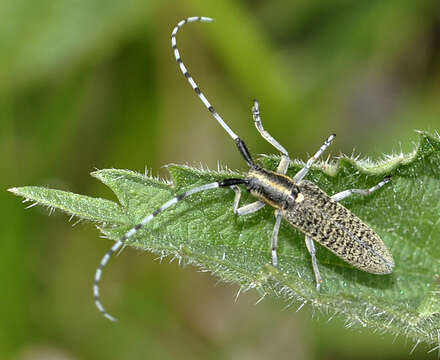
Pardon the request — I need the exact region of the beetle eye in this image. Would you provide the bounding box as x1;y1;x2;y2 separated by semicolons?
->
286;194;296;205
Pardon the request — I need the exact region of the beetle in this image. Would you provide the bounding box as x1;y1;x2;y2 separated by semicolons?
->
93;16;394;321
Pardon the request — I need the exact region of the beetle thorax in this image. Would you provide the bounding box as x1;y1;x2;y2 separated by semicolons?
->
245;167;299;209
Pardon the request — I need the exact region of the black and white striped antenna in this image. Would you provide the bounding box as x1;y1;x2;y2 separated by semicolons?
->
93;179;246;321
171;17;255;167
171;16;239;141
92;17;252;321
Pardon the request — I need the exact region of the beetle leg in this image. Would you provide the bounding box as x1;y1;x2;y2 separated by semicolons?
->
305;236;322;291
332;177;391;202
230;185;265;215
294;134;336;182
252;100;291;175
271;210;283;267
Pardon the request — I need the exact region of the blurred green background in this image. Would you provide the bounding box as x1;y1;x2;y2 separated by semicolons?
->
2;0;440;359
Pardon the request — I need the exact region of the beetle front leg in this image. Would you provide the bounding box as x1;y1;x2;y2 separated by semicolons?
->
230;185;265;215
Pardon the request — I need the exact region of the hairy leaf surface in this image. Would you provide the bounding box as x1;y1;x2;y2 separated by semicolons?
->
9;131;440;347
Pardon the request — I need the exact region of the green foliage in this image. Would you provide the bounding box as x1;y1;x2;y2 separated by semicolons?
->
10;131;440;347
0;0;157;90
3;0;440;357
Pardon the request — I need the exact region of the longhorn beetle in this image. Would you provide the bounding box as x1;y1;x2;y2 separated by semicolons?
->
94;16;394;321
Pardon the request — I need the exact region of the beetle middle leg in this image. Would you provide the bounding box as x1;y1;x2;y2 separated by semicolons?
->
231;185;281;267
231;185;273;263
271;210;283;267
294;134;336;182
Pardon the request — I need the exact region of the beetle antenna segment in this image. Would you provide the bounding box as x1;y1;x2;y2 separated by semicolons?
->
171;16;255;167
94;179;247;321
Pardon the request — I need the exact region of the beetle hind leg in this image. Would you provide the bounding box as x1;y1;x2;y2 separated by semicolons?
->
305;236;322;291
331;177;391;202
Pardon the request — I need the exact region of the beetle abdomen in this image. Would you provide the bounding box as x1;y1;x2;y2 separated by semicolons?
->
282;180;394;274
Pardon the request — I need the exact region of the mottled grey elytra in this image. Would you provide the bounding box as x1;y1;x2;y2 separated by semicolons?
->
93;16;394;322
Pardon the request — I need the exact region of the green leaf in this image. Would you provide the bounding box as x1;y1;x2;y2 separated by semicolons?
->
9;131;440;347
8;185;127;225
